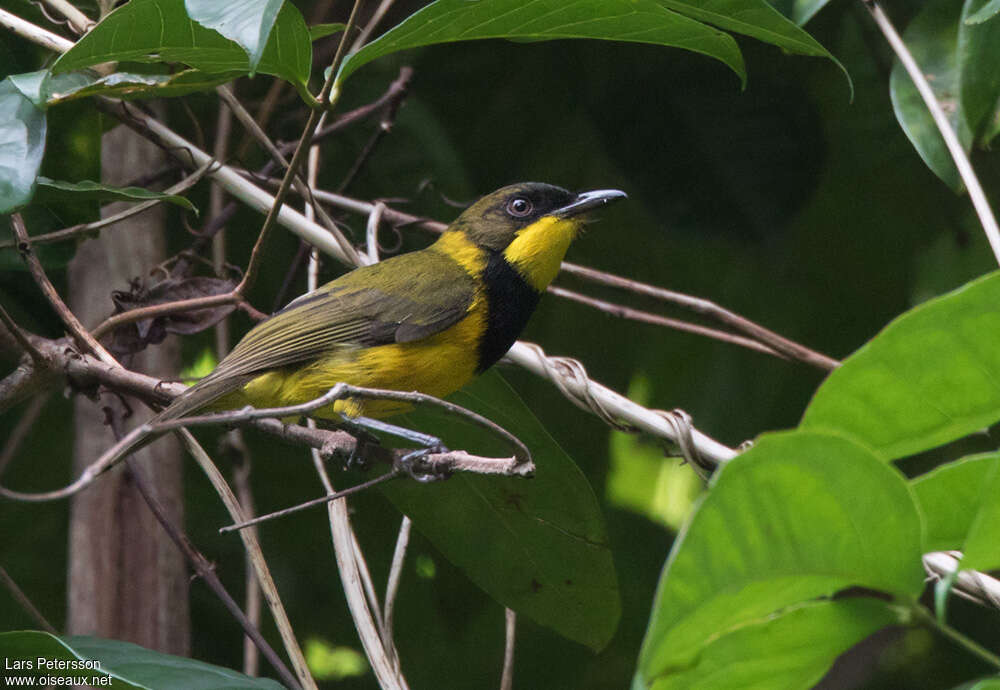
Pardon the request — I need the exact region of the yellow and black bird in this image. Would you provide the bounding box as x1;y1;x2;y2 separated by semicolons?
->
158;182;625;424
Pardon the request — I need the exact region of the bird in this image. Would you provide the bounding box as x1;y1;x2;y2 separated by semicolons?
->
156;182;626;425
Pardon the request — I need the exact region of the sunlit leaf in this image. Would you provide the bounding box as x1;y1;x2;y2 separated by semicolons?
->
637;431;923;680
382;371;620;651
911;453;1000;552
185;0;284;75
304;638;367;681
337;0;746;85
801;272;1000;461
640;599;903;690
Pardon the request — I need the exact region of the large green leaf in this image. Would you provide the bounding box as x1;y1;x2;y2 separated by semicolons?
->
637;431;923;681
184;0;284;75
801;272;1000;461
889;0;1000;190
0;74;46;213
336;0;746;85
0;631;284;689
380;371;620;651
911;453;1000;553
52;0;311;88
640;599;903;690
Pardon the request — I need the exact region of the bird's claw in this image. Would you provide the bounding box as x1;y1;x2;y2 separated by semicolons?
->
395;444;451;483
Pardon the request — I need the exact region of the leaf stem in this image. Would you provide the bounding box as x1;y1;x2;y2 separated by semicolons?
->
911;600;1000;670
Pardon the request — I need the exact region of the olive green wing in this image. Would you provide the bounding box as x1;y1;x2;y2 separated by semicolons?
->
158;249;476;419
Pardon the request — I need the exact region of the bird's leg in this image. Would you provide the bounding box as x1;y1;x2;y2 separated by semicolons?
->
337;415;451;482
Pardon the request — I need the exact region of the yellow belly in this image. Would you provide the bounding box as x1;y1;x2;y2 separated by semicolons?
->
234;302;485;419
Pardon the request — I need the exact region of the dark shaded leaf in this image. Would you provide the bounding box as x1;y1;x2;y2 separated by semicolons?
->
382;371;620;651
108;276;236;357
0;630;284;689
337;0;746;85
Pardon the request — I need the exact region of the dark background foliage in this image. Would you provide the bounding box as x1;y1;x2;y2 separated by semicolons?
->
2;0;998;687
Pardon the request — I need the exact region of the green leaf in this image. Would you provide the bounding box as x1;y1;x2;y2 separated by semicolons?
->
888;0;1000;189
959;0;1000;143
0;631;284;689
956;454;1000;572
637;431;923;679
801;272;1000;461
310;23;347;41
337;0;746;86
184;0;284;75
44;69;238;104
657;0;840;62
52;0;311;88
889;0;969;191
966;0;1000;24
911;453;1000;552
641;599;903;690
34;177;197;211
0;75;46;213
381;371;620;651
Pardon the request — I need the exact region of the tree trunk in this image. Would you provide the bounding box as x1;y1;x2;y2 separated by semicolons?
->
65;122;189;655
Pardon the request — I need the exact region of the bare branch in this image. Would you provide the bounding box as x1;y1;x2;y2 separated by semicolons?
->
122;460;301;690
178;429;318;690
501;608;516;690
10;214;117;365
39;0;93;34
0;8;74;52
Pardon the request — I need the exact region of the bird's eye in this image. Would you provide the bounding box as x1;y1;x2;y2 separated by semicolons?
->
506;197;533;218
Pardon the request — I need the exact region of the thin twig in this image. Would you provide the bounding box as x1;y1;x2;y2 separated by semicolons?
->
0;303;45;364
235;0;367;295
314;455;409;690
366;202;386;261
501;608;516;690
39;0;93;34
0;392;49;477
0;565;57;633
220;470;401;532
216;86;358;264
178;429;318;690
10;213;117;365
351;0;397;51
383;516;411;672
863;0;1000;265
122;460;301;690
548;285;784;359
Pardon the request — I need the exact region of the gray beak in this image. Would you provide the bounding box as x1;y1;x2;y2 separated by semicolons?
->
554;189;628;217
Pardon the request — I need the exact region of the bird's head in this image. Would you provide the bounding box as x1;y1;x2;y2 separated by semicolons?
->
447;182;626;290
